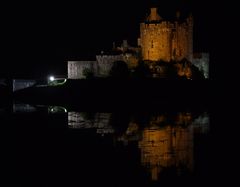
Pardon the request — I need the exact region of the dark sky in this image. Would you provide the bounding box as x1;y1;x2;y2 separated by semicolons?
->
1;0;212;78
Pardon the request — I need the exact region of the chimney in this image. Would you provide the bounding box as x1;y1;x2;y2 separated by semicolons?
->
148;7;161;21
150;8;157;20
176;11;180;19
123;40;128;49
112;42;116;50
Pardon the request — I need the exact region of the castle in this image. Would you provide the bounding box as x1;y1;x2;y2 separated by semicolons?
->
68;7;209;79
139;8;193;62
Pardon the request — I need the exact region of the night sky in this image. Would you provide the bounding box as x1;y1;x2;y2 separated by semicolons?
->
1;0;212;78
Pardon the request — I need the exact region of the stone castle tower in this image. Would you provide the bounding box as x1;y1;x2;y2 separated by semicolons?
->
140;8;193;62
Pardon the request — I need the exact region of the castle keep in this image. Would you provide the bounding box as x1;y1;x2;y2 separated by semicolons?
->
139;8;193;62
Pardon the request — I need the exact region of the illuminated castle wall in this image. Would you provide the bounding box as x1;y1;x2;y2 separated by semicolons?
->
139;8;193;62
68;46;139;79
68;61;97;79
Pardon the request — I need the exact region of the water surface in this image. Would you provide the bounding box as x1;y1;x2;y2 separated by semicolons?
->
1;104;211;186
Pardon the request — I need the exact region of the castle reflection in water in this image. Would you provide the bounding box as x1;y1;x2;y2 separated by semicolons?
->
68;111;209;181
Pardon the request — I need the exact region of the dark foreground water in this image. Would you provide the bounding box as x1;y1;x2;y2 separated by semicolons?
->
1;104;211;186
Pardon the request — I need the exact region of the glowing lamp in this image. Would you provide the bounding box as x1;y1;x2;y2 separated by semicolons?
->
49;76;55;81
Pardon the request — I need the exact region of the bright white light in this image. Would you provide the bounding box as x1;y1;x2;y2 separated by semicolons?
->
49;76;55;81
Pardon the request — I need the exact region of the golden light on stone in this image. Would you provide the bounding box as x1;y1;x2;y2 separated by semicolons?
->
140;8;193;62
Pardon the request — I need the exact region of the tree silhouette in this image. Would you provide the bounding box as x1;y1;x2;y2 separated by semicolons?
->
191;64;205;79
132;61;151;78
83;68;94;79
110;61;130;79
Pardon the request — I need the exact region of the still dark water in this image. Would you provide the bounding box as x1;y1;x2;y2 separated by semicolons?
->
1;104;211;186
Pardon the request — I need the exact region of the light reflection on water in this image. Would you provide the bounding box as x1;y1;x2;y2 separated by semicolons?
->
12;103;68;114
8;103;210;184
68;111;209;181
138;125;194;181
68;112;114;135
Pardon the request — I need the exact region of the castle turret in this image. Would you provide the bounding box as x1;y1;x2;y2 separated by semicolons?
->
146;8;162;22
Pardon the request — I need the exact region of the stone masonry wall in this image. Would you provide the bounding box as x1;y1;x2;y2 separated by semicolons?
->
192;53;209;78
68;61;97;79
140;8;193;62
